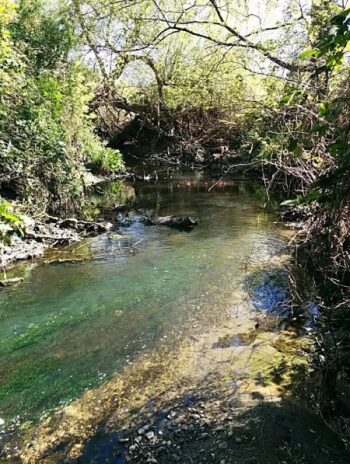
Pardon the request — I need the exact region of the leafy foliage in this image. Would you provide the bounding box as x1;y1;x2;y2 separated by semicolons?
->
0;200;24;242
0;0;123;215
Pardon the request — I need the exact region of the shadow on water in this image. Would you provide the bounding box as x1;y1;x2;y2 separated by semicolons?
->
243;266;291;316
2;271;348;463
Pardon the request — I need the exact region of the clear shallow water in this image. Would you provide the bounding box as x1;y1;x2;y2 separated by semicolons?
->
0;173;285;424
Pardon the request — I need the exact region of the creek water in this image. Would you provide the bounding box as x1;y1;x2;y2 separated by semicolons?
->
0;172;287;426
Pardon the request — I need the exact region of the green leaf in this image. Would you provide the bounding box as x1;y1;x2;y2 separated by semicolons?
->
294;145;303;157
331;10;350;26
280;95;292;105
311;123;329;136
299;190;321;205
327;140;349;157
319;102;331;118
2;212;23;223
326;55;337;67
299;49;318;59
0;204;7;216
288;138;298;151
279;90;301;106
302;138;312;149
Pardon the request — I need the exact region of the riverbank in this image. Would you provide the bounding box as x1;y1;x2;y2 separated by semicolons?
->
0;170;137;274
1;215;114;274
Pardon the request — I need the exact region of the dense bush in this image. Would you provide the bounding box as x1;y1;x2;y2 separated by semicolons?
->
0;0;123;215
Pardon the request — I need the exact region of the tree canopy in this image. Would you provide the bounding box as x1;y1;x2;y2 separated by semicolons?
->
0;0;349;213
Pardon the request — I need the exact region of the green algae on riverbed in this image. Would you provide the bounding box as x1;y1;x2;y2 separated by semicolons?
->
8;297;323;464
4;293;313;464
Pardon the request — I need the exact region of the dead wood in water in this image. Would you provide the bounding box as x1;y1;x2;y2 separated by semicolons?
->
144;215;199;230
0;278;24;287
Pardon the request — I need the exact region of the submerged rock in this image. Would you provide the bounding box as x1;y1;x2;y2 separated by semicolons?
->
251;284;287;313
244;267;290;316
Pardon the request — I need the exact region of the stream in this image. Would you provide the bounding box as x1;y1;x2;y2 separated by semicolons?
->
0;172;288;427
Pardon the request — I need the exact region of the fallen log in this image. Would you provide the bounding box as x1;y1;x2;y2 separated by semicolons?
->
46;258;86;265
0;278;24;287
144;215;199;230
